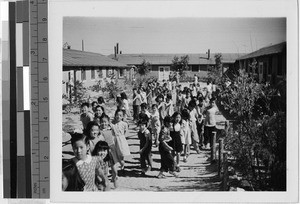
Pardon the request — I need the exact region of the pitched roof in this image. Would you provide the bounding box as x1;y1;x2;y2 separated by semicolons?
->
63;49;128;68
237;42;286;60
107;53;246;65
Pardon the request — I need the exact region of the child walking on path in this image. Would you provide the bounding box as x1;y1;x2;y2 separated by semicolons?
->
181;109;191;162
170;112;183;172
138;119;153;176
99;114;119;188
70;133;107;191
111;109;131;171
84;121;104;153
132;88;142;122
150;104;161;147
92;141;111;191
188;100;201;154
157;116;178;179
203;97;217;149
80;102;94;131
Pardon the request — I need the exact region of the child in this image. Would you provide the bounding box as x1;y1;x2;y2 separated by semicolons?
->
140;87;147;104
156;94;166;126
132;88;142;122
138;119;152;176
203;97;217;149
196;98;205;149
165;93;174;117
94;105;105;118
176;90;183;112
62;161;84;191
111;109;131;171
120;92;131;118
170;112;183;171
99;114;119;188
91;101;98;113
181;90;192;110
181;109;191;162
188;100;201;154
140;103;151;119
84;121;104;153
97;96;105;106
157;116;178;178
150;104;161;147
92;141;112;191
70;133;107;191
116;95;122;110
94;114;101;127
80;102;94;131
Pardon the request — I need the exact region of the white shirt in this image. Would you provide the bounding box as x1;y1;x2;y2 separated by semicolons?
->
204;106;217;126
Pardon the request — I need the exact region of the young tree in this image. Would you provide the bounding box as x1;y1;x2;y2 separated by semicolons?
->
136;59;151;76
208;53;223;83
173;55;189;75
170;55;189;81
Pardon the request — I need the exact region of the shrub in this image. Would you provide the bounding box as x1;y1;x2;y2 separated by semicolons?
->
218;68;286;191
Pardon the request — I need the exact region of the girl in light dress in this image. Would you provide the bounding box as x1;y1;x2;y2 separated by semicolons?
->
111;109;131;171
99;114;119;188
70;133;108;191
150;104;161;147
181;108;192;162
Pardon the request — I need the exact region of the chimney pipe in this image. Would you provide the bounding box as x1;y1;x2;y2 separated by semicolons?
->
82;40;84;51
114;46;117;58
116;43;119;54
120;51;122;54
67;45;71;49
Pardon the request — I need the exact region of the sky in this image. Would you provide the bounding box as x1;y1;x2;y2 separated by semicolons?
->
64;17;286;55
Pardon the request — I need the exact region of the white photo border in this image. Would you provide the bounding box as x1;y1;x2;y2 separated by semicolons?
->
49;0;299;203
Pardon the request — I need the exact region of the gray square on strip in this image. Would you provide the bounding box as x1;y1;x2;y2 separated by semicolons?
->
30;61;38;75
39;141;49;162
37;23;47;43
40;161;49;180
38;43;47;63
38;83;48;102
38;62;48;82
38;102;48;122
39;122;49;142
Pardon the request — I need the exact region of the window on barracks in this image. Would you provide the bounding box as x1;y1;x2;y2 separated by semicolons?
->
119;68;124;78
81;69;86;80
191;65;198;72
91;68;95;79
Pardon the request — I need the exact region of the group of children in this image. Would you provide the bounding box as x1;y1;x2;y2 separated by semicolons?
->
62;80;218;191
63;97;130;191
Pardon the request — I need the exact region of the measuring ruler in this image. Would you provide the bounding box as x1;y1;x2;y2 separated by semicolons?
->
29;0;49;198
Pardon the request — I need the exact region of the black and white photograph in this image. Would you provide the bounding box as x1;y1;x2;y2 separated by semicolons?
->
48;0;298;203
61;17;287;192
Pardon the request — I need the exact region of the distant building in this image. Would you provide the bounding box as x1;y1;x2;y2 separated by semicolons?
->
108;53;244;81
63;48;129;96
235;42;286;84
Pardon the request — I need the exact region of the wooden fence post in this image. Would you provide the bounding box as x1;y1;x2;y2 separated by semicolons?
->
218;138;224;178
223;152;229;191
211;131;217;163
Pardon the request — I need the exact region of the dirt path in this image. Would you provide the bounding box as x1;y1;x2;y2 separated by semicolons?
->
63;118;223;191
